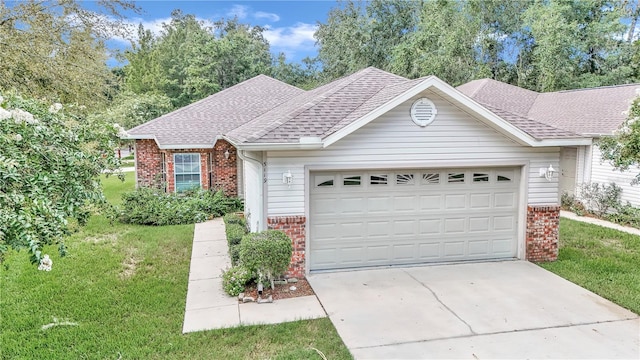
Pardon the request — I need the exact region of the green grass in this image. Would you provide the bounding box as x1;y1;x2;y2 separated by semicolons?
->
1;177;351;359
101;174;135;205
540;218;640;314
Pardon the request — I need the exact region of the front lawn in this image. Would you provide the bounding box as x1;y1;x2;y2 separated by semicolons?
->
0;174;351;359
540;218;640;314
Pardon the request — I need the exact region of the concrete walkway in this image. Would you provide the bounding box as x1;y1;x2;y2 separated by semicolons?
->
561;210;640;236
182;218;326;333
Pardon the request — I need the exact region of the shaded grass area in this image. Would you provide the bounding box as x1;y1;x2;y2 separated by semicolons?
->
1;176;351;359
540;218;640;314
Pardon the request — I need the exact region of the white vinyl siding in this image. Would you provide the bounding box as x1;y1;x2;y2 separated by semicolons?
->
265;89;560;216
236;155;244;199
174;153;201;192
242;151;264;231
590;145;640;206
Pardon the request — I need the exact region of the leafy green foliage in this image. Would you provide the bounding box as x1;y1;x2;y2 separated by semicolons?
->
238;230;293;285
224;222;247;266
599;96;640;183
221;266;254;297
579;182;623;217
0;94;121;264
223;213;247;227
117;188;242;226
123;12;274;108
225;224;246;247
90;91;173;130
0;1;137;108
605;203;640;228
315;0;639;90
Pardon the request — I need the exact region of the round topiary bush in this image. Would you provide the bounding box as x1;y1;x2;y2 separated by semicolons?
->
238;230;292;286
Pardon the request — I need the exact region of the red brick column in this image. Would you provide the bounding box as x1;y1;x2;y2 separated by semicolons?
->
526;205;560;262
267;216;306;279
135;139;162;188
212;140;237;197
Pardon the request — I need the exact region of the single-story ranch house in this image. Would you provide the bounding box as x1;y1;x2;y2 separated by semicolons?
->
457;79;640;207
127;67;636;278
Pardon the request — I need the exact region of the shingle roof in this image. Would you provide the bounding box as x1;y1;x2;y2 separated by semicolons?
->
130;68;599;149
126;75;304;148
225;67;407;143
458;79;640;136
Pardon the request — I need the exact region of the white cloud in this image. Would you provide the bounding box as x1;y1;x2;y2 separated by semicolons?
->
263;22;317;60
227;4;248;19
254;11;280;22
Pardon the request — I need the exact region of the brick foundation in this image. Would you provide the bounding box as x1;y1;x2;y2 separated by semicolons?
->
526;205;560;262
267;216;306;279
134;139;238;195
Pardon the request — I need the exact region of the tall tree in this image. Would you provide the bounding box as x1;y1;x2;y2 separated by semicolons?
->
0;0;137;108
599;95;640;184
123;12;273;108
389;0;491;85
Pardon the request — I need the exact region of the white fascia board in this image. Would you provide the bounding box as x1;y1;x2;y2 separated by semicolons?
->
322;76;583;149
157;144;214;150
531;138;592;147
126;134;155;140
221;135;323;151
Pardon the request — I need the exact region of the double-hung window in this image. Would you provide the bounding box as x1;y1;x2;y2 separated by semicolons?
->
174;153;201;192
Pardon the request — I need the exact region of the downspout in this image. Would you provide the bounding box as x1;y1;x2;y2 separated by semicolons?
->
237;150;264;232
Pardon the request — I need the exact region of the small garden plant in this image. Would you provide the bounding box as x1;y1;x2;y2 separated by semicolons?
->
561;182;640;229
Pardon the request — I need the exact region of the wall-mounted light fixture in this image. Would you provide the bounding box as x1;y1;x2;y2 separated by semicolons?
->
539;164;556;181
224;149;230;159
282;170;293;187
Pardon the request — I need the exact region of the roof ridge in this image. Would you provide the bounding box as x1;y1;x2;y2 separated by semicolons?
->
552;82;640;94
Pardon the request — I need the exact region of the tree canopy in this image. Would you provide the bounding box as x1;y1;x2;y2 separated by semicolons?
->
0;0;137;108
314;0;640;90
599;95;640;184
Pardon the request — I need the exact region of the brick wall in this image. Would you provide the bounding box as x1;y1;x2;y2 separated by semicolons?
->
135;139;239;195
135;139;162;188
212;140;237;197
267;216;306;279
526;205;560;262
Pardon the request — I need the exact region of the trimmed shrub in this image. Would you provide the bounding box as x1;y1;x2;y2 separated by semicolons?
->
225;223;247;247
223;213;246;227
579;182;622;217
221;266;254;297
229;245;241;266
238;230;292;287
118;188;243;225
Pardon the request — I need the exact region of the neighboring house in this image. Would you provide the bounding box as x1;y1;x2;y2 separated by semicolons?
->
458;79;640;207
128;67;592;278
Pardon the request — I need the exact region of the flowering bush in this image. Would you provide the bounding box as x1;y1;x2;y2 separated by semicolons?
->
0;93;122;264
600;94;640;184
222;266;254;297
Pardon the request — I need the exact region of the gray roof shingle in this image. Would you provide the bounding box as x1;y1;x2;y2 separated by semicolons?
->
225;67;407;143
458;78;640;136
126;75;304;148
130;68;603;149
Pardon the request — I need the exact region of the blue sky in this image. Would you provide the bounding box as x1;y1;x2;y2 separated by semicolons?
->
99;0;338;66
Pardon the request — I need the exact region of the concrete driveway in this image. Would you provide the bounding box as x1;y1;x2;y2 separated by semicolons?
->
308;261;640;359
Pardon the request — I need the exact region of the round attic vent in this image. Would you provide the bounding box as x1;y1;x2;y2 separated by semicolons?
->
410;98;437;127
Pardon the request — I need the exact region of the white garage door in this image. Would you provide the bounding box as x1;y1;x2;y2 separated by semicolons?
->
310;168;520;271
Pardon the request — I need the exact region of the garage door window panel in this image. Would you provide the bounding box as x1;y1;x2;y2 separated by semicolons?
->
448;172;466;183
422;173;440;184
396;174;415;185
343;175;361;186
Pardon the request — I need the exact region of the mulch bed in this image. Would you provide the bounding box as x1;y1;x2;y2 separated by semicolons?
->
242;279;315;301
